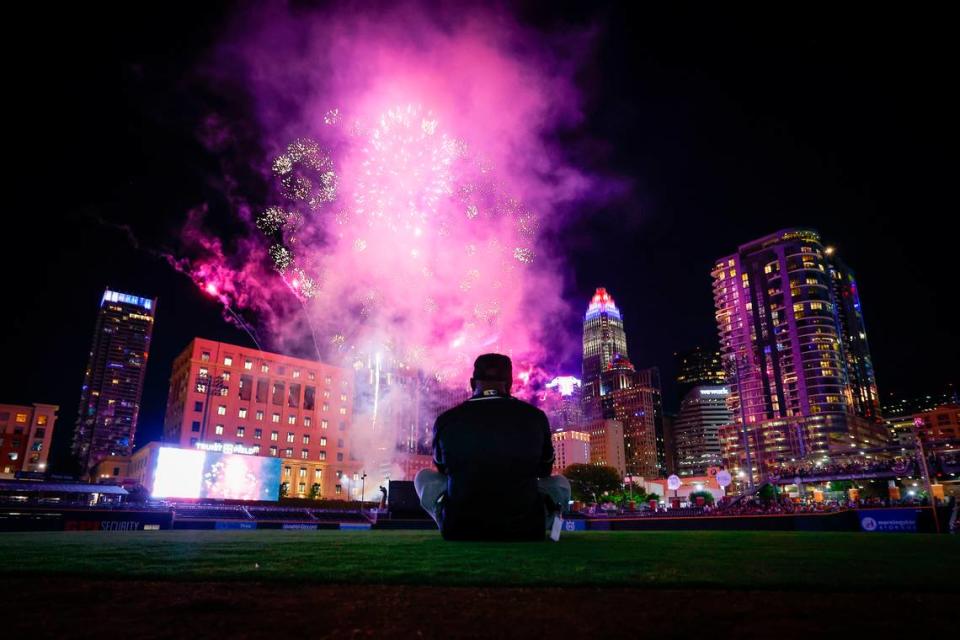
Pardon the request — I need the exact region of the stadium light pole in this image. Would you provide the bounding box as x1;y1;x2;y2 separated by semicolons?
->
360;471;367;513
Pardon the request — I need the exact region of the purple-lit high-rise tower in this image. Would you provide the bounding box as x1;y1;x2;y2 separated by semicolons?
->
711;229;887;480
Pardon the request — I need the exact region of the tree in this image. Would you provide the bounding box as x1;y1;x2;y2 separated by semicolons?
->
688;490;715;505
564;464;622;503
309;483;321;500
757;483;779;502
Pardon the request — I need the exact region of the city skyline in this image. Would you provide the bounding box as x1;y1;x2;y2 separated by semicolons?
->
3;3;956;475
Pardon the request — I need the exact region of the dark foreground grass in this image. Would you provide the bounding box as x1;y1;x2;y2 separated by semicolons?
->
1;529;957;591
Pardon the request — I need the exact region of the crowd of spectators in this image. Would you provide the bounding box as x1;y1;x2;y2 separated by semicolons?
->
768;457;915;481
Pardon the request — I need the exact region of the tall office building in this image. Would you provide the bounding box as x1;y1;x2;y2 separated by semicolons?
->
72;288;156;474
711;229;888;477
675;347;726;392
581;419;627;477
673;386;732;475
827;254;881;421
582;288;629;407
602;366;664;478
163;338;359;498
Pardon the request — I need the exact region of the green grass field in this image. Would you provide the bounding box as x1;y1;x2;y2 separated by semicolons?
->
1;530;957;591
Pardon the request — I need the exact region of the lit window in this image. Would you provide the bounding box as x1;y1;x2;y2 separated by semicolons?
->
199;368;209;378
256;411;264;421
304;417;312;427
303;435;310;444
288;415;296;425
308;372;316;381
254;428;262;439
244;359;253;370
238;408;248;419
215;424;224;435
270;446;278;456
284;466;291;478
201;352;210;362
285;448;293;457
321;420;329;429
301;449;309;460
287;432;295;443
36;415;48;426
293;370;300;379
320;437;327;446
325;376;332;385
339;407;347;415
261;364;269;374
272;413;280;423
236;427;245;437
271;431;279;441
319;451;327;460
335;484;341;495
217;405;226;416
224;357;233;366
323;404;329;412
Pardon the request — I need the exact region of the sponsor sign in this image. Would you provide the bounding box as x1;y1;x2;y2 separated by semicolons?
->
858;509;919;533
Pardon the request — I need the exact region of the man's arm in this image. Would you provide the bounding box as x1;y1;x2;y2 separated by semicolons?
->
536;411;555;478
432;416;447;475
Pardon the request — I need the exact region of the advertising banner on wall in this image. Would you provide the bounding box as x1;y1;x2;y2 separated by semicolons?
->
857;508;919;533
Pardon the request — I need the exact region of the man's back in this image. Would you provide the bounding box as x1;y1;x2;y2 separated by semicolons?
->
433;394;554;540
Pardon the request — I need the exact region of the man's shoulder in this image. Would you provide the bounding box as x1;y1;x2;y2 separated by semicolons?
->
447;396;546;419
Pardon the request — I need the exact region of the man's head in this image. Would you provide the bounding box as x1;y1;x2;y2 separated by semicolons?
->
470;353;513;396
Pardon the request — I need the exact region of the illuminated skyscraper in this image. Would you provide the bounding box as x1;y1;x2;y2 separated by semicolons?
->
673;385;732;475
827;254;881;421
674;347;726;392
72;288;156;474
581;287;628;406
712;229;888;479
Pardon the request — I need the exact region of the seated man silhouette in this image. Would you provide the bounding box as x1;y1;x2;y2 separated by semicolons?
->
414;353;571;541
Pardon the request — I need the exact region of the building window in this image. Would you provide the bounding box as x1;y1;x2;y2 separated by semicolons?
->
321;420;329;430
271;431;279;441
308;372;316;381
261;364;269;374
253;445;261;455
243;359;253;371
337;453;343;462
285;448;293;457
298;482;306;494
270;446;278;456
222;372;231;382
238;408;248;419
314;468;322;480
320;437;327;446
34;428;45;438
304;417;312;427
201;351;210;362
256;410;264;421
339;407;347;415
288;415;296;425
36;415;48;426
303;435;310;444
191;421;200;433
340;393;347;402
31;441;43;451
287;432;295;443
217;405;226;416
323;404;329;412
293;370;300;379
236;427;245;437
335;484;341;495
194;401;203;412
325;376;332;385
254;428;262;439
215;424;224;435
337;439;344;448
272;413;280;423
298;468;307;479
284;466;291;478
301;449;309;459
224;356;233;366
199;367;209;378
319;451;326;461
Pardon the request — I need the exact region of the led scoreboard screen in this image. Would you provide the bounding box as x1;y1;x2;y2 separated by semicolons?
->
152;447;282;501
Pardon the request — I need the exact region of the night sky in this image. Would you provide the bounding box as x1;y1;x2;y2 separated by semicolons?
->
4;2;956;472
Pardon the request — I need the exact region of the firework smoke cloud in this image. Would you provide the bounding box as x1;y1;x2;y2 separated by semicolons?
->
177;2;599;392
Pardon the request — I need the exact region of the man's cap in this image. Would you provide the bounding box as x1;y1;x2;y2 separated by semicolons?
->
472;353;513;382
